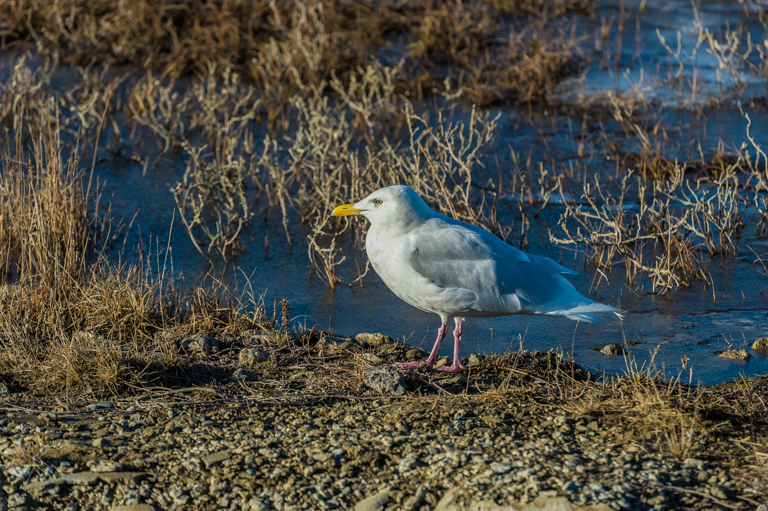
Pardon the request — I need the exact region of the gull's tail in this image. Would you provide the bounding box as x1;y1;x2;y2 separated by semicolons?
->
545;302;624;323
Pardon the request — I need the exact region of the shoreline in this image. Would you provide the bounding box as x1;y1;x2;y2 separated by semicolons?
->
0;328;766;510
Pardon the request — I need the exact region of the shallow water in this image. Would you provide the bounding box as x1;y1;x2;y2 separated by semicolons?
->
5;0;768;385
95;133;768;386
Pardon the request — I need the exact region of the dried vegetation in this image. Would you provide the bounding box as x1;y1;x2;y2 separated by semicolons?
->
0;0;766;399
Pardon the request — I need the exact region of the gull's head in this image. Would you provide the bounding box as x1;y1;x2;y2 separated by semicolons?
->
332;185;433;229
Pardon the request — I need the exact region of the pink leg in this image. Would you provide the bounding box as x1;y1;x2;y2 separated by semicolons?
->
433;322;462;373
395;323;448;368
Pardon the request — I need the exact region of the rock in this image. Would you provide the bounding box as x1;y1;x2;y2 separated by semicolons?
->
434;488;461;511
405;348;428;362
719;349;751;361
231;368;259;382
202;452;230;468
97;472;151;483
62;472;101;485
684;458;705;470
153;330;174;344
180;334;217;355
41;440;95;462
0;383;9;394
113;505;156;511
473;496;614;510
22;478;63;497
248;498;267;511
364;367;406;395
361;353;384;365
465;353;481;367
318;334;361;352
92;438;110;448
241;329;272;344
7;493;27;508
86;402;114;411
436;356;450;367
239;348;269;368
752;337;768;350
7;466;32;479
354;488;391;511
600;344;625;356
355;333;393;346
86;460;123;473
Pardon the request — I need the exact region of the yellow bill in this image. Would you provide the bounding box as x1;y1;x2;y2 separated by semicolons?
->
332;203;361;217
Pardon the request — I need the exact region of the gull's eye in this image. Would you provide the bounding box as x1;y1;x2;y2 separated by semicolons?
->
373;199;383;205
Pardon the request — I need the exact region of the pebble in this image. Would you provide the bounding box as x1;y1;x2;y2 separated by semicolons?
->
354;488;390;511
752;337;768;350
361;353;385;365
600;344;625;356
180;334;217;355
364;367;406;395
318;334;361;352
239;347;269;368
405;348;428;361
719;349;751;361
355;333;393;345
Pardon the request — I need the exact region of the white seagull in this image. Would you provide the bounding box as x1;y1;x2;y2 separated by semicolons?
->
333;185;621;373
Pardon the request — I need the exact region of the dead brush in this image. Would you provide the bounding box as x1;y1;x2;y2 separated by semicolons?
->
257;64;506;287
550;159;745;293
497;24;584;102
128;72;192;158
407;0;499;68
0;100;93;290
172;67;260;263
563;352;702;459
5;437;47;473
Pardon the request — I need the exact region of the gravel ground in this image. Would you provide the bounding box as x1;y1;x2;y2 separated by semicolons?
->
0;330;766;510
0;395;764;511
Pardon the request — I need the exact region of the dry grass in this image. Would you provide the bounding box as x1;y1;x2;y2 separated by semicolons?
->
0;0;765;404
1;0;589;107
0;81;269;394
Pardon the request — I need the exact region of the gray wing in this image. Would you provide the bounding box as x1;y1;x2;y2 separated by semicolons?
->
408;217;583;313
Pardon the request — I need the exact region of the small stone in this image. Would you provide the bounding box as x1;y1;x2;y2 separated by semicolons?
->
23;478;63;497
405;348;428;362
684;458;705;470
7;465;32;479
318;334;361;352
361;353;384;365
600;344;625;355
86;402;114;411
231;368;259;382
180;334;217;355
112;505;156;511
241;330;272;344
719;349;751;361
153;330;174;344
202;452;230;468
248;497;267;511
355;333;393;346
8;493;27;507
239;347;269;368
63;472;101;485
98;472;150;483
752;337;768;350
354;488;391;511
364;367;406;395
436;356;450;367
87;460;123;473
92;438;110;448
465;353;481;367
